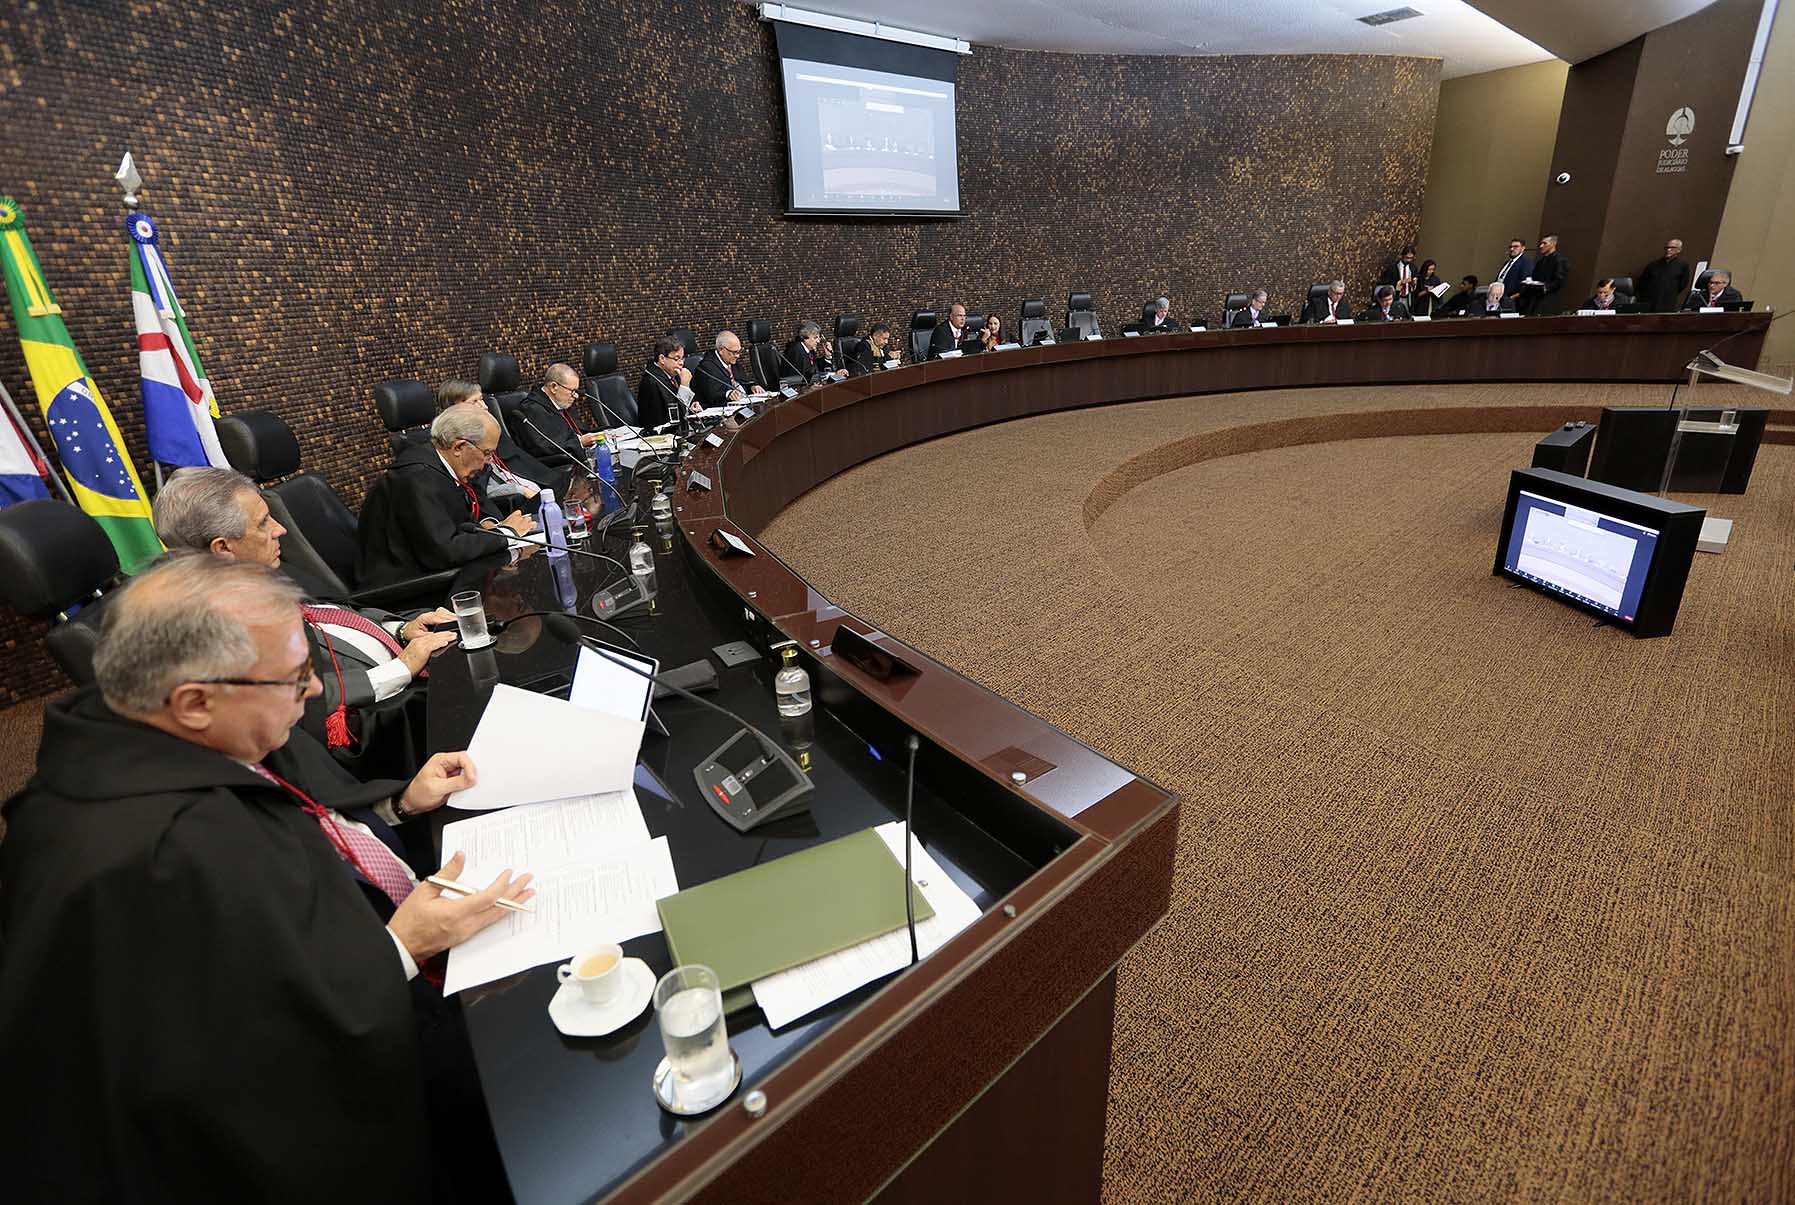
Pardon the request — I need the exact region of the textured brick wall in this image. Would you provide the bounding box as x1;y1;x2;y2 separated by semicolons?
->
0;0;1439;704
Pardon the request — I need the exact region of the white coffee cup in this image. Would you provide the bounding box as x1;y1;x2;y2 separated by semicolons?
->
556;942;624;1007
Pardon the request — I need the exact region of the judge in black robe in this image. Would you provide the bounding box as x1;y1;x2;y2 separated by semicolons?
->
1637;242;1692;312
355;412;523;596
0;687;428;1200
636;336;698;430
512;373;594;491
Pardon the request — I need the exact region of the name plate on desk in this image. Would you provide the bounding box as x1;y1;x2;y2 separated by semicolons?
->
1411;315;1432;321
991;342;1021;352
780;385;799;398
883;359;901;369
1122;330;1140;337
1083;332;1101;341
1700;306;1725;314
1335;319;1355;326
937;349;963;359
703;432;724;448
1576;309;1618;316
1499;312;1520;319
709;528;755;556
688;471;712;491
1189;325;1205;332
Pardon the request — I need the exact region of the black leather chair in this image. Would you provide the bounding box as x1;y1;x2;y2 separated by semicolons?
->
218;410;456;609
666;327;701;360
372;379;434;456
1018;299;1054;346
1065;292;1099;339
480;352;528;407
0;499;121;686
1140;301;1159;324
582;342;639;428
1302;283;1331;322
908;311;937;363
832;315;861;370
1608;275;1635;303
743;318;782;391
1222;293;1251;325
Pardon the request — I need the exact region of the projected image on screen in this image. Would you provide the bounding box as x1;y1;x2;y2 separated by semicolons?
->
782;57;960;212
1502;491;1661;622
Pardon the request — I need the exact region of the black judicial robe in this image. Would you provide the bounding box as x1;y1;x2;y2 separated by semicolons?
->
0;689;426;1202
691;349;746;407
511;387;589;489
1637;256;1692;312
636;362;685;430
355;440;512;590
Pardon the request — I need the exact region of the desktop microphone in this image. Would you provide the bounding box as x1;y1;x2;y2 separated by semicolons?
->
503;530;632;581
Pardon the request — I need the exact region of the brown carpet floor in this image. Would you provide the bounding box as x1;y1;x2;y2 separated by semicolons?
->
761;383;1794;1203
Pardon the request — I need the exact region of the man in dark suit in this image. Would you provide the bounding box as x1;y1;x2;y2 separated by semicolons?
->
848;322;899;375
513;363;599;484
1469;281;1516;316
928;303;971;357
1517;234;1569;315
782;321;835;382
1637;238;1692;312
1144;297;1181;332
433;379;552;508
1379;246;1419;301
1303;281;1351;324
1441;275;1480;316
0;554;528;1201
1229;289;1270;328
1581;279;1622;312
155;466;457;781
1494;238;1532;298
1360;285;1410;322
1682;268;1744;310
636;335;699;429
356;405;531;592
692;330;751;407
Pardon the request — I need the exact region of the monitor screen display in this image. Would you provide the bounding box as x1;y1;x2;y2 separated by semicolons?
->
1500;490;1660;624
773;21;963;217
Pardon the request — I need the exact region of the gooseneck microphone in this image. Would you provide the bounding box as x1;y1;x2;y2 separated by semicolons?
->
502;530;632;582
488;607;640;649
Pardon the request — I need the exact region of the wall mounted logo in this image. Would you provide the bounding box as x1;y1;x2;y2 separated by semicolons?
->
1657;108;1694;174
1666;108;1695;146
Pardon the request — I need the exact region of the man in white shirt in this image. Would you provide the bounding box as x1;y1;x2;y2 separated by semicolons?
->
156;466;457;777
929;302;970;357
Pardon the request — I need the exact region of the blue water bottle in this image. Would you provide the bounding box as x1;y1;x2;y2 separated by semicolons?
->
593;434;620;516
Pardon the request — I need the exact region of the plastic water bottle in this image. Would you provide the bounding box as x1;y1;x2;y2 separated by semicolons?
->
628;527;656;604
593;435;620;515
539;489;568;558
774;646;812;717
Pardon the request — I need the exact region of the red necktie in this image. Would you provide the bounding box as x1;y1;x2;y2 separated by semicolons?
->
302;603;404;658
460;481;480;521
249;764;416;910
559;409;582;435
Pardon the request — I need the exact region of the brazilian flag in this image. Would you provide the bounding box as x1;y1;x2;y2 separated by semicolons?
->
0;196;161;572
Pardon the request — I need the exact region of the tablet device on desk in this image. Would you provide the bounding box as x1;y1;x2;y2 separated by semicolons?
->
570;643;659;724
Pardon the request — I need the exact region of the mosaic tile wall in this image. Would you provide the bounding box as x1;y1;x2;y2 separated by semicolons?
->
0;0;1439;703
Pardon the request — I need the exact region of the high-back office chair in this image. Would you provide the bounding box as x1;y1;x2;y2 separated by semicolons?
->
743;319;782;390
0;498;120;687
832;315;861;369
667;327;701;360
216;410;356;600
1065;292;1099;339
1304;283;1331;322
479;352;528;408
1140;301;1159;324
372;379;434;456
1694;270;1714;294
1018;299;1054;346
908;311;937;362
1608;276;1635;303
582;342;639;428
1221;292;1250;325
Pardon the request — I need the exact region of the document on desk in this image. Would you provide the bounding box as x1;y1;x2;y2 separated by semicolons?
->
441;796;673;995
451;684;645;810
750;823;981;1029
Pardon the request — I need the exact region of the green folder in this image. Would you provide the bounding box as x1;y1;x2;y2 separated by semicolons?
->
657;828;935;1013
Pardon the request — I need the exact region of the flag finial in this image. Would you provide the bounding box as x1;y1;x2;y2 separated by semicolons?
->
114;152;142;206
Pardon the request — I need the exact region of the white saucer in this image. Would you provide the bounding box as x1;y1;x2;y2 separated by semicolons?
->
548;957;654;1037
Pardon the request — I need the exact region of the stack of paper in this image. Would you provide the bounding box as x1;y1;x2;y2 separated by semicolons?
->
749;823;981;1029
441;791;678;995
451;684;644;811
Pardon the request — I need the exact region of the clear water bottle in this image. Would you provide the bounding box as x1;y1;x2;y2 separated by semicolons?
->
628;527;656;603
651;483;673;522
593;435;620;515
538;489;568;559
774;646;812;717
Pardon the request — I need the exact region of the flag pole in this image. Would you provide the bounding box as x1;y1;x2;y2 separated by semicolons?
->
117;150;165;496
0;377;73;505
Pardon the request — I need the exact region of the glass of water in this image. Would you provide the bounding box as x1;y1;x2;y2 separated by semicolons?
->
450;590;492;650
566;504;590;545
652;964;737;1114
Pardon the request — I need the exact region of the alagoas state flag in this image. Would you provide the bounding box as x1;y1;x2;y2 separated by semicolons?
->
128;211;229;468
0;196;162;571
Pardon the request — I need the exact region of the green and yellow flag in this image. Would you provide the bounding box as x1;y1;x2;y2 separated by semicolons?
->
0;196;161;571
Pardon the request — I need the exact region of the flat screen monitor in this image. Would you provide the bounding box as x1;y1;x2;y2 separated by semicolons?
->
1494;468;1704;637
772;21;963;217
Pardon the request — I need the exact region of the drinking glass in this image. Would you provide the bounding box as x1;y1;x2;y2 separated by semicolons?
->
451;590;492;650
652;964;736;1113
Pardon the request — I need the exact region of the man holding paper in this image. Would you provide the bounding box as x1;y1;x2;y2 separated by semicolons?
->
0;555;531;1200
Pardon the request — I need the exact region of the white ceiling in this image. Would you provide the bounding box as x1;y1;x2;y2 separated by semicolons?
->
1463;0;1721;64
779;0;1734;79
785;0;1556;78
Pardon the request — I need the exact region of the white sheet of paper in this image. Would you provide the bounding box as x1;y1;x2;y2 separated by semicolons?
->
440;791;651;878
442;835;678;995
1430;281;1450;298
750;823;982;1029
451;684;644;810
569;645;654;723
